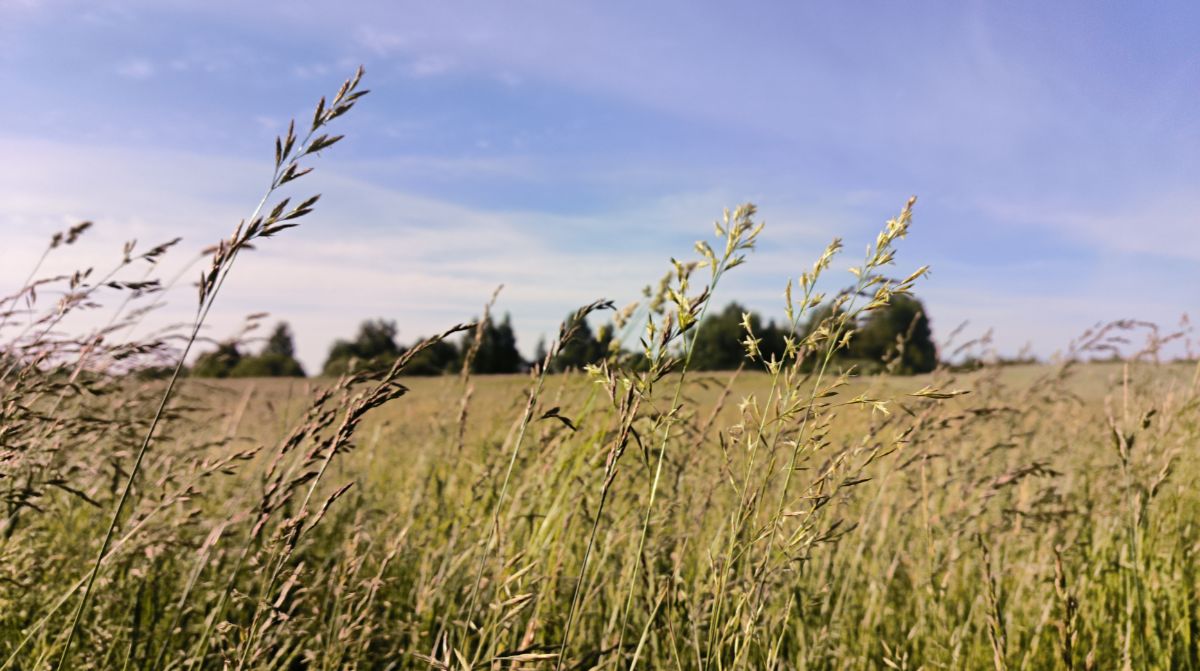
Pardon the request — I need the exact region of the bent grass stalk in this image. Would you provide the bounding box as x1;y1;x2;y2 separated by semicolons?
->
52;67;368;668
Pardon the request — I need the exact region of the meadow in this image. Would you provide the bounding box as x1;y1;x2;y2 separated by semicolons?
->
2;68;1199;670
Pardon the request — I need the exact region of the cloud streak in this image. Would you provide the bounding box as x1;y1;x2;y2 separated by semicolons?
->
0;137;766;369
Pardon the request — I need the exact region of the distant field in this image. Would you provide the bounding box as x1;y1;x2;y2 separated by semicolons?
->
180;360;1193;454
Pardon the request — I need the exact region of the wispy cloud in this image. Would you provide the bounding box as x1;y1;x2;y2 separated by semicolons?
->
115;58;155;79
357;26;407;57
976;195;1200;263
352;26;455;78
291;62;331;79
0;137;737;368
0;0;48;14
406;54;454;78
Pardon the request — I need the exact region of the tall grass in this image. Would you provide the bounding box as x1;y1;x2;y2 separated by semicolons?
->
1;69;1198;670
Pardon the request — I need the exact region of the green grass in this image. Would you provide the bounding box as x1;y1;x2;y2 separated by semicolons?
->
3;360;1199;669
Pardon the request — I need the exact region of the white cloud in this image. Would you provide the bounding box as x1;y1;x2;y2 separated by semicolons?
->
351;26;454;78
0;0;48;13
115;58;155;79
0;137;749;370
253;115;280;133
356;26;407;57
975;194;1200;262
4;132;1189;371
922;283;1194;361
291;62;331;79
406;54;453;78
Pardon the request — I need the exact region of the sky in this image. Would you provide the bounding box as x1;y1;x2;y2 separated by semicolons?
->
1;0;1197;370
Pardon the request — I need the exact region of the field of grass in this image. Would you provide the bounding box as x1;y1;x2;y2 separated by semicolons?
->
3;355;1198;669
3;68;1199;670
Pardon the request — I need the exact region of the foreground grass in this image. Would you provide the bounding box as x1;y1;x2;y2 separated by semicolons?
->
3;360;1197;669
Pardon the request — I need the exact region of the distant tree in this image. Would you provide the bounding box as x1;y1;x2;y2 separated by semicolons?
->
799;294;936;374
404;338;460;376
689;303;748;371
461;314;523;374
801;303;844;338
191;342;242;378
799;302;853;365
680;295;937;375
596;323;615;360
229;353;305;378
550;313;612;372
322;319;403;376
854;294;937;374
265;322;298;358
133;365;181;381
756;319;789;363
533;336;548;367
194;322;307;378
689;303;787;371
231;322;306;377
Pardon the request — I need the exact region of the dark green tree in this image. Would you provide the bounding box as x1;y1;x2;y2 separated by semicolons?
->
800;302;853;365
756;319;789;364
461;314;523;374
265;322;297;358
191;342;242;378
532;336;549;367
689;303;748;371
322;319;403;376
229;354;305;377
688;303;786;371
404;338;460;376
854;294;937;374
224;322;306;377
550;313;612;372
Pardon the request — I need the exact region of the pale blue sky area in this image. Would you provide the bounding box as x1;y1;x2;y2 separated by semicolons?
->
1;1;1197;369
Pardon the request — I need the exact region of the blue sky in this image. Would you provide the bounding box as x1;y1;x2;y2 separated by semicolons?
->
1;0;1197;369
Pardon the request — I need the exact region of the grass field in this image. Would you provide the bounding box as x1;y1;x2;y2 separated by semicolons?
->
4;356;1199;669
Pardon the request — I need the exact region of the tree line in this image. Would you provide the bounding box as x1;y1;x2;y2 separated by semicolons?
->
689;294;936;374
189;294;937;379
